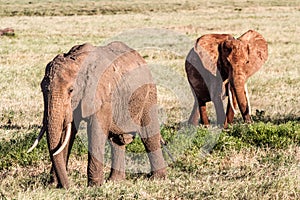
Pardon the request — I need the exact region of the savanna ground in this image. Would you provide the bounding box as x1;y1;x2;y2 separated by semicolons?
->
0;0;299;199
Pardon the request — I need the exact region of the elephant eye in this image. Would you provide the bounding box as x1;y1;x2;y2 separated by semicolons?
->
68;87;74;94
42;85;50;93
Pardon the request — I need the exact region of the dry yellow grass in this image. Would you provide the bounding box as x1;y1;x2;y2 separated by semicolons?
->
0;1;299;131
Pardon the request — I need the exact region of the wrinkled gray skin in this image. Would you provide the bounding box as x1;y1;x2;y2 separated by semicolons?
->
40;41;166;189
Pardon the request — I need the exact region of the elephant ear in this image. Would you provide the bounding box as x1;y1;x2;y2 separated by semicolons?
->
67;43;96;111
76;41;135;118
194;34;233;76
237;30;268;76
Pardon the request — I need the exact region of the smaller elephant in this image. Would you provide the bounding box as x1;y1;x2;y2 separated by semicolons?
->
28;41;167;189
185;30;268;127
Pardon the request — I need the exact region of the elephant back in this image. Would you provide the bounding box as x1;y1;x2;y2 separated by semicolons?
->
75;41;152;121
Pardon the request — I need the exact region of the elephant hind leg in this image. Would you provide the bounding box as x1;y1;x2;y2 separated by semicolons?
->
108;135;126;181
128;84;166;178
199;101;209;126
140;133;167;179
138;105;166;178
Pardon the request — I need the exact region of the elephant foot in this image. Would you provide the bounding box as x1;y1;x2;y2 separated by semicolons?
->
246;119;252;124
87;152;105;187
188;118;199;126
49;174;57;185
223;123;229;129
199;124;210;128
223;120;230;129
48;166;60;187
244;115;252;124
88;178;104;187
148;168;167;180
108;169;126;181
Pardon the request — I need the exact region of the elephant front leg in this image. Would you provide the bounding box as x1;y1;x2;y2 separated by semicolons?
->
108;136;126;181
212;98;226;127
87;116;108;187
87;152;105;187
224;104;235;128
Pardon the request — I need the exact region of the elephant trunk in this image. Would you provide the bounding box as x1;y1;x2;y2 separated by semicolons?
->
231;75;251;123
47;95;70;189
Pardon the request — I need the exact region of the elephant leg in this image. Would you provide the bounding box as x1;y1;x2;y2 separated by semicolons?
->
49;166;58;186
141;134;166;178
188;100;200;126
244;84;252;116
87;114;108;187
127;84;166;178
199;101;209;126
140;111;166;178
224;102;236;128
108;136;126;181
212;98;226;127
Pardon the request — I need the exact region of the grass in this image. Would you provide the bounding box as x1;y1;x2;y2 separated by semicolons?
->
0;123;299;199
0;0;299;199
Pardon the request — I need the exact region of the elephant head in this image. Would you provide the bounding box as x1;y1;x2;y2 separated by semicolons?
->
219;30;268;123
40;43;95;188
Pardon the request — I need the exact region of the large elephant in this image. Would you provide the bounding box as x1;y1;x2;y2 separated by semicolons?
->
185;30;268;127
28;41;166;189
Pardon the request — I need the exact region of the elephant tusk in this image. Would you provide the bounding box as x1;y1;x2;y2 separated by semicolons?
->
228;83;237;114
221;79;229;100
244;84;251;115
223;79;229;85
53;123;72;156
27;126;46;153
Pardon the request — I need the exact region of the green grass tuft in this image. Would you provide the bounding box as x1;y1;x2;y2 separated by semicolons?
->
216;122;300;151
0;128;48;170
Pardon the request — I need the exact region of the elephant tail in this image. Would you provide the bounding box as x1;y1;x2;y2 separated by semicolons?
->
160;137;175;163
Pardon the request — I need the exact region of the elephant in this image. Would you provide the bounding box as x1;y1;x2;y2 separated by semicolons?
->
185;30;268;128
27;41;167;189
